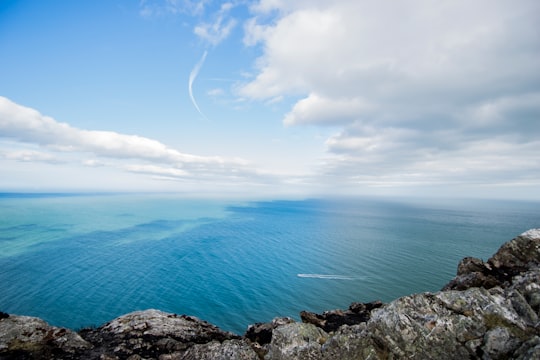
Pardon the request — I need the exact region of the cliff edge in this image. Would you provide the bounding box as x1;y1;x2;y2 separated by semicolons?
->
1;229;539;359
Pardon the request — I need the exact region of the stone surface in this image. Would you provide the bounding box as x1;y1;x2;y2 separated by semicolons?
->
264;322;327;360
0;314;91;359
79;309;249;359
167;339;259;360
244;317;295;345
444;229;540;291
320;324;380;360
300;300;383;332
1;228;539;359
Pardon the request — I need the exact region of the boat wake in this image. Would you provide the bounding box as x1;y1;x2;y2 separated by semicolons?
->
297;273;356;280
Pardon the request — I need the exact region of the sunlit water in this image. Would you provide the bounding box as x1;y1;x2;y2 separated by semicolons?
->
1;193;539;334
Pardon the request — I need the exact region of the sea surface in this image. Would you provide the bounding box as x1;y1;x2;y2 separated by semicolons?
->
1;193;539;334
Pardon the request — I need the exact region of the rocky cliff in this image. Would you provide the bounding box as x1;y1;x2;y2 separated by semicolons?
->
1;229;539;360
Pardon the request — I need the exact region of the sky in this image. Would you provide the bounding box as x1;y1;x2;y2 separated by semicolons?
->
1;0;539;199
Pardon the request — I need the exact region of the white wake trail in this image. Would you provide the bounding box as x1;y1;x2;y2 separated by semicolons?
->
188;50;208;119
297;274;356;280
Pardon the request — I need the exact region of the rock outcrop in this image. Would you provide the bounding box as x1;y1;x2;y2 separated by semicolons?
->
300;300;383;332
443;228;540;291
77;309;253;360
0;313;91;359
1;229;539;359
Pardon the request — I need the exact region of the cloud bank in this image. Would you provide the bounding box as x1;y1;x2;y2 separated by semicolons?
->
0;96;266;187
239;0;540;193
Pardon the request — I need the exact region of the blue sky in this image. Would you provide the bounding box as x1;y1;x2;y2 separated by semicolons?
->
1;0;539;199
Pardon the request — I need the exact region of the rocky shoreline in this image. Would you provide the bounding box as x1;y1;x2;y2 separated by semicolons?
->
1;229;539;359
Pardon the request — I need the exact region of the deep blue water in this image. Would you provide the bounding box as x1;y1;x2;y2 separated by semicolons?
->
1;194;539;334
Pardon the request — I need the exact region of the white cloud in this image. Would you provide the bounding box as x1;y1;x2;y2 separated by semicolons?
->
82;159;108;167
124;164;190;178
140;1;238;45
239;0;540;194
194;17;237;45
0;96;256;181
242;17;268;46
193;2;237;45
2;150;59;163
284;93;375;126
242;0;540;101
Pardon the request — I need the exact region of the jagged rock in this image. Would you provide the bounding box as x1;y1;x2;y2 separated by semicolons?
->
490;229;540;271
349;300;383;313
320;324;381;359
80;309;243;359
510;269;540;315
243;317;296;359
443;256;501;290
457;257;489;275
263;262;540;360
265;322;328;360
300;301;383;332
165;339;259;360
482;327;521;359
367;292;478;359
513;336;540;360
244;317;294;346
0;314;91;359
444;229;540;291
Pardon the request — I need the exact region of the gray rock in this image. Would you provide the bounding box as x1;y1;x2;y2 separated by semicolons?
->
164;339;258;360
300;300;383;333
100;309;237;343
366;292;477;359
244;317;295;345
482;327;520;360
510;269;540;315
320;324;380;360
81;309;240;359
444;229;540;291
265;322;328;360
513;336;540;360
490;229;540;271
0;314;91;358
457;257;489;275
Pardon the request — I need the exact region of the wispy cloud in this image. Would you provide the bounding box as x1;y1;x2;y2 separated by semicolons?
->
124;164;190;178
139;0;209;17
194;9;237;45
188;50;208;118
140;1;238;46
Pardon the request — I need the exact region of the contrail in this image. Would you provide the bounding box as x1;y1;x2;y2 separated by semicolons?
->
188;50;208;118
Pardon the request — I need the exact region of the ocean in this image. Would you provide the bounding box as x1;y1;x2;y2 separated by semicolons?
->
1;193;539;334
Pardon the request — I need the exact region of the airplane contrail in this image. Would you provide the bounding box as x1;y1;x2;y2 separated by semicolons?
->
188;50;208;118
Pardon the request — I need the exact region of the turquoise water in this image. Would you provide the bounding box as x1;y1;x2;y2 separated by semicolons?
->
1;194;539;334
